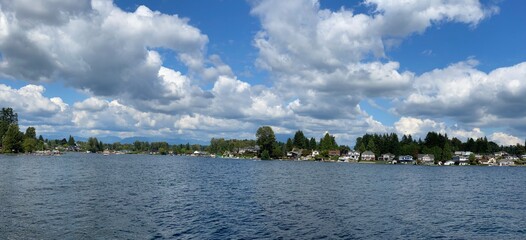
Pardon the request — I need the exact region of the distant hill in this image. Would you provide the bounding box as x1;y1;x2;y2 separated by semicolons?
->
71;135;209;145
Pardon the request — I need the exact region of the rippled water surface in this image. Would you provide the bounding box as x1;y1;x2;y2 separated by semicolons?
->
1;153;526;239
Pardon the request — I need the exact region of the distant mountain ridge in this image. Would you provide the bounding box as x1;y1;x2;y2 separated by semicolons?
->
72;136;209;145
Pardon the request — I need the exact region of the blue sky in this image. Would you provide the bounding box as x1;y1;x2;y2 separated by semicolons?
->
0;0;525;146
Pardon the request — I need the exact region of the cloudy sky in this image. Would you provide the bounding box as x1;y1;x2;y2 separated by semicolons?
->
0;0;525;146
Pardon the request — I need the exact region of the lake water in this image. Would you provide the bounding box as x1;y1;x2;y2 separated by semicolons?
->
1;153;525;239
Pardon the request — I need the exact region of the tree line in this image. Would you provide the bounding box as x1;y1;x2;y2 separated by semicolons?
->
355;132;526;163
208;126;347;160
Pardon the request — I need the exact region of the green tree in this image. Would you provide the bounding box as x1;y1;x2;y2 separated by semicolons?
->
261;150;270;160
309;137;317;150
2;124;22;153
68;135;76;146
23;138;37;153
358;142;366;153
443;141;453;160
367;138;378;156
87;137;100;153
319;132;337;151
24;127;36;139
0;107;18;124
256;126;276;158
285;138;293;152
293;130;306;149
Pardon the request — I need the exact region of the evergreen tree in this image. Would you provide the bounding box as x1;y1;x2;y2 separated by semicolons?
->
2;124;22;153
309;137;317;150
285;138;293;152
319;132;337;151
68;135;76;146
443;140;453;161
367;138;378;155
293;130;306;149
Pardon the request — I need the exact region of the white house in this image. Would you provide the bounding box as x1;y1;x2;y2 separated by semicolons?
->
499;159;515;166
480;157;497;166
418;154;435;165
361;151;376;161
494;151;508;157
454;151;473;156
312;150;320;157
347;150;360;161
381;153;396;161
453;156;469;165
397;155;414;164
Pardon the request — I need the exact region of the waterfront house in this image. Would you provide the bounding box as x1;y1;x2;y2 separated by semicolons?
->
494;151;508;157
397;155;414;164
312;150;320;157
499;159;515;166
418;154;435;165
480;157;497;166
453;155;469;165
238;146;260;155
347;150;360;161
521;154;526;160
361;151;375;161
454;151;473;156
286;150;301;159
381;153;395;161
329;150;341;157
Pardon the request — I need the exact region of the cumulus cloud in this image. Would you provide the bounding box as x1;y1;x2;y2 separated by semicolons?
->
394;116;487;140
1;0;518;147
0;84;69;123
366;0;497;36
490;132;523;146
398;60;526;132
0;0;218;106
250;0;495;121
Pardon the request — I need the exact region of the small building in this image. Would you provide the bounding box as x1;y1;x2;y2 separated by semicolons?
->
397;155;414;164
480;157;497;166
454;151;473;156
380;153;395;161
238;146;260;155
312;150;320;157
329;150;341;157
499;159;515;166
347;150;360;161
286;150;301;159
453;156;469;165
361;151;375;161
418;154;435;165
494;151;508;157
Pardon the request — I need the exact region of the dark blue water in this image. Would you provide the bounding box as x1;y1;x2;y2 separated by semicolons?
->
1;154;525;239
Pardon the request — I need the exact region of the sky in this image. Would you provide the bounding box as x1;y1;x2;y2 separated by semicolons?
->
0;0;525;147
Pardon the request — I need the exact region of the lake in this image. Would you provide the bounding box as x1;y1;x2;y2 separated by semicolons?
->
1;153;525;239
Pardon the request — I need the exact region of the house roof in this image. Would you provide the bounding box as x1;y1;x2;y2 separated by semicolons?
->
362;151;374;155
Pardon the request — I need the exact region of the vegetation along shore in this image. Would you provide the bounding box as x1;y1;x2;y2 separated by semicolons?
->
1;107;525;166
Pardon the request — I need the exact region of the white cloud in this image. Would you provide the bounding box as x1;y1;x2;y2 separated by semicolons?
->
0;0;220;109
0;84;69;123
366;0;497;36
250;0;495;121
398;60;526;132
490;132;523;146
394;116;485;141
